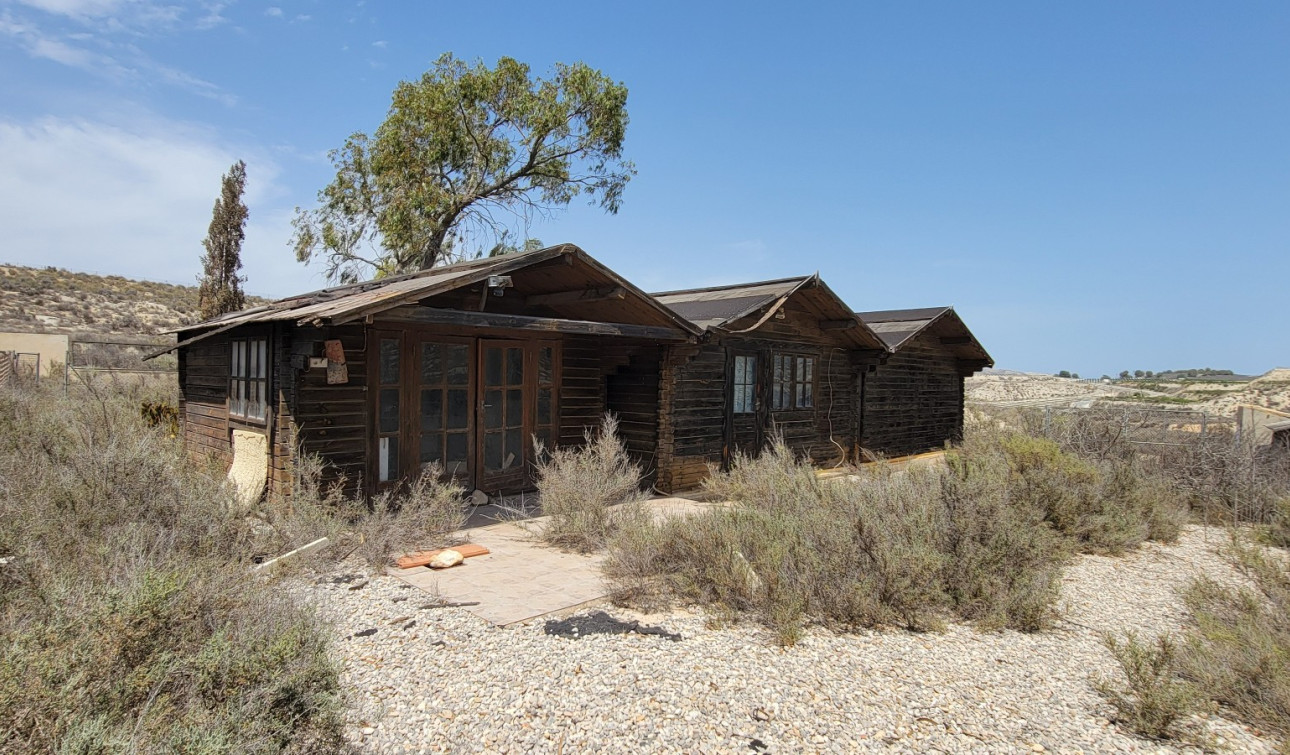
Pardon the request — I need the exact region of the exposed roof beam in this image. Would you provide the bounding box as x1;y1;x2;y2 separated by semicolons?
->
377;306;693;341
525;285;626;307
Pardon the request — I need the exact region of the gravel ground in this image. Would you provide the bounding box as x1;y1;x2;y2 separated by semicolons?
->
296;526;1279;753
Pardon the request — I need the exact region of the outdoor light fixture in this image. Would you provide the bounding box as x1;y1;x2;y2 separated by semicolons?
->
487;275;513;296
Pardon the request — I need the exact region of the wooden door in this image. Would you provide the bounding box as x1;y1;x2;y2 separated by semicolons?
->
412;337;474;484
477;340;528;492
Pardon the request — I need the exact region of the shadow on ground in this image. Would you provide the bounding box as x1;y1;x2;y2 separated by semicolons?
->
543;610;682;642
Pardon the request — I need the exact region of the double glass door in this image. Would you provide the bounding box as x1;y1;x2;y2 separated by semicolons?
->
372;332;558;493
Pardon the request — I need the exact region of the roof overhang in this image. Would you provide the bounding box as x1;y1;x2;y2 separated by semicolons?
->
151;244;699;358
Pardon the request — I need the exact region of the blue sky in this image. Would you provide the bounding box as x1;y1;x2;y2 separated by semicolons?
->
1;1;1287;376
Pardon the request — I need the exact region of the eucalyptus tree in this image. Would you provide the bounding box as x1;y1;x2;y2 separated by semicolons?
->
293;54;634;282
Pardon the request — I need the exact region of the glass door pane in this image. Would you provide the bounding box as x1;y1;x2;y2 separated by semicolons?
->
417;341;471;480
479;342;527;487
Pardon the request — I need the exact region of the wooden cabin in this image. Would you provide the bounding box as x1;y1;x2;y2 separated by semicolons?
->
651;276;888;491
855;307;993;459
167;245;995;500
168;245;698;498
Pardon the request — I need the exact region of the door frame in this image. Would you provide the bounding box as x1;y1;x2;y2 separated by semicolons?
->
475;338;530;492
368;329;562;495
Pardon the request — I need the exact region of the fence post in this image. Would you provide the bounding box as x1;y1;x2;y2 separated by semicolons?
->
1044;406;1051;434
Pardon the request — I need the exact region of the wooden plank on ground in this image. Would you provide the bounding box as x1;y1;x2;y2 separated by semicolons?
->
395;544;491;569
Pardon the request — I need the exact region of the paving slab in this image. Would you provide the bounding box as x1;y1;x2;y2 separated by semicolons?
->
390;496;715;626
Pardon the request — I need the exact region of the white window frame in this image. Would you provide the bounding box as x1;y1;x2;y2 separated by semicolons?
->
230;337;268;423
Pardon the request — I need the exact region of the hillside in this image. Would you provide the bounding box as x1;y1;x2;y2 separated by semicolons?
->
968;368;1290;415
0;264;269;335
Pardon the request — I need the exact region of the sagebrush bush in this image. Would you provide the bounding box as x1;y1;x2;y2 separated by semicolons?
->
605;438;1074;643
0;382;344;753
536;414;646;553
1094;632;1198;741
1179;538;1290;735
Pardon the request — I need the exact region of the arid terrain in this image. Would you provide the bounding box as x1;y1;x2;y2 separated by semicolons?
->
0;264;268;335
968;368;1290;415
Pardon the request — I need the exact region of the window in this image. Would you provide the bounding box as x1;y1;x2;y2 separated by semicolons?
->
230;337;268;422
732;354;756;414
771;353;814;411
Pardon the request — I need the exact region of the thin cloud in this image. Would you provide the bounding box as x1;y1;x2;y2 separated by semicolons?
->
0;4;237;105
264;6;283;18
0;114;320;295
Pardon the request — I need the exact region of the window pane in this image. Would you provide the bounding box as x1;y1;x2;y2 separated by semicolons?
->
421;388;443;430
257;340;267;379
231;340;242;379
379;436;398;482
734;356;745;384
803;382;813;408
420;432;443;465
484;432;502;470
421;344;442;385
446;432;468;464
379;388;399;433
537;387;551;425
504;429;522;469
538;347;553;384
484;389;502;427
484;348;502;386
379;339;400;385
445;345;468;385
506;347;523;385
505;388;523;427
446;389;469;429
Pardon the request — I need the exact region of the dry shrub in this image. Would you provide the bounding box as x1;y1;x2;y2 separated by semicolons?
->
536;414;646;553
1094;632;1199;741
343;467;467;568
0;382;343;753
941;449;1067;631
605;438;1072;644
1179;538;1290;735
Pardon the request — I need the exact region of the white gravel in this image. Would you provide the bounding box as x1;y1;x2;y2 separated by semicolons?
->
296;526;1279;753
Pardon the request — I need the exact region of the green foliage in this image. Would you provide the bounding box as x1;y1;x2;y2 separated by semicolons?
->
536;414;646;553
0;383;343;753
197;160;249;321
293;53;636;282
1094;632;1198;740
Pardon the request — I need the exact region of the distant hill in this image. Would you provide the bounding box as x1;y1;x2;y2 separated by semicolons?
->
0;264;270;336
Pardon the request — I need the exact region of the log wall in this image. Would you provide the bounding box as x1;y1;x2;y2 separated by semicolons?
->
179;334;232;468
860;330;964;458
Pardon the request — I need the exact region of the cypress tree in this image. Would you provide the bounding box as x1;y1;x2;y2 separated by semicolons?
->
197;160;249;321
